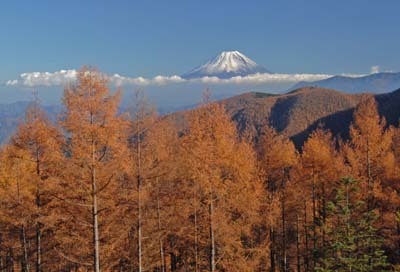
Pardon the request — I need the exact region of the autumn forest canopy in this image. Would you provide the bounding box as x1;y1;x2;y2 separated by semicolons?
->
1;68;400;272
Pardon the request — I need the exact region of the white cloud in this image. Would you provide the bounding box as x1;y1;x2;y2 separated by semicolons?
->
192;73;334;84
6;70;185;87
370;65;380;74
6;79;18;86
5;69;368;88
108;74;185;86
109;73;342;86
6;69;78;87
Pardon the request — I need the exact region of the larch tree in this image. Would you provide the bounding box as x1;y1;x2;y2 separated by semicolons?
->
343;97;397;261
126;91;157;272
180;100;262;271
58;68;127;271
0;99;64;271
0;144;37;272
139;114;178;271
3;67;400;271
297;128;345;271
141;117;179;272
257;126;297;272
110;91;178;272
384;126;400;264
394;128;400;163
344;97;394;210
129;92;162;272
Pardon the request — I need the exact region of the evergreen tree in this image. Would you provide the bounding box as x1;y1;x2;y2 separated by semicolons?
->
318;177;390;272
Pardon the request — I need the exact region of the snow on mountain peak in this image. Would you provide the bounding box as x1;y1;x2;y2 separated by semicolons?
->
182;51;271;79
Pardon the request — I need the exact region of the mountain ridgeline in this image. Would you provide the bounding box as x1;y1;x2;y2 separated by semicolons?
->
290;72;400;93
217;86;400;146
1;86;400;146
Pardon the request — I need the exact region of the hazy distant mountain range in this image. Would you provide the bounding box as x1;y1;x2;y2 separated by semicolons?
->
1;86;400;146
1;51;400;144
0;102;60;143
289;72;400;93
181;51;400;94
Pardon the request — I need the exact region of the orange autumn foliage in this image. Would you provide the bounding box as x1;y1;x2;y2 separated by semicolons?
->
0;68;398;271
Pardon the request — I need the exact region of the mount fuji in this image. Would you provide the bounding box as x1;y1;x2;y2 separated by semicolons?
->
182;51;271;79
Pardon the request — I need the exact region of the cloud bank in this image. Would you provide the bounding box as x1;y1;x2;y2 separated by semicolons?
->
370;65;380;74
5;69;367;88
6;70;78;87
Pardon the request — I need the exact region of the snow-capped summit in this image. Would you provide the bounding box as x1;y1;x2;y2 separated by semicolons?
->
182;51;271;79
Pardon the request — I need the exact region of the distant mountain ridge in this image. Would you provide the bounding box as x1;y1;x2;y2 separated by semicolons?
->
0;102;60;144
182;51;271;79
290;72;400;94
218;87;400;146
1;87;400;148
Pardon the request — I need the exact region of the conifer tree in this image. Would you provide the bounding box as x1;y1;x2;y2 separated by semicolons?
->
319;177;390;272
180;99;262;271
345;97;394;211
57;67;127;271
296;128;345;271
257;126;297;271
343;97;398;263
0;99;64;271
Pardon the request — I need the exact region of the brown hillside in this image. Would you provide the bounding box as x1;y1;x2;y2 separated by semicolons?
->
167;87;400;147
222;87;369;144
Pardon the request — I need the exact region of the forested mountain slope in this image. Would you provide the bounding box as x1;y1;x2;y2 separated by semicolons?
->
217;87;400;146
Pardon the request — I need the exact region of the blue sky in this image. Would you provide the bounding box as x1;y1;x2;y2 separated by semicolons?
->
2;1;400;77
1;1;400;104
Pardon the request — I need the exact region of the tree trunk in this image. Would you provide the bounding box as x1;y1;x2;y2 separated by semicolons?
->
194;191;199;272
92;177;100;272
8;248;14;272
303;200;309;272
321;183;326;270
16;172;30;272
209;187;215;272
137;165;143;272
36;226;41;272
92;142;100;272
21;225;30;272
137;175;142;272
169;252;177;272
312;175;317;270
281;170;287;272
35;149;41;272
270;226;276;272
136;115;143;272
156;179;165;272
296;215;301;272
